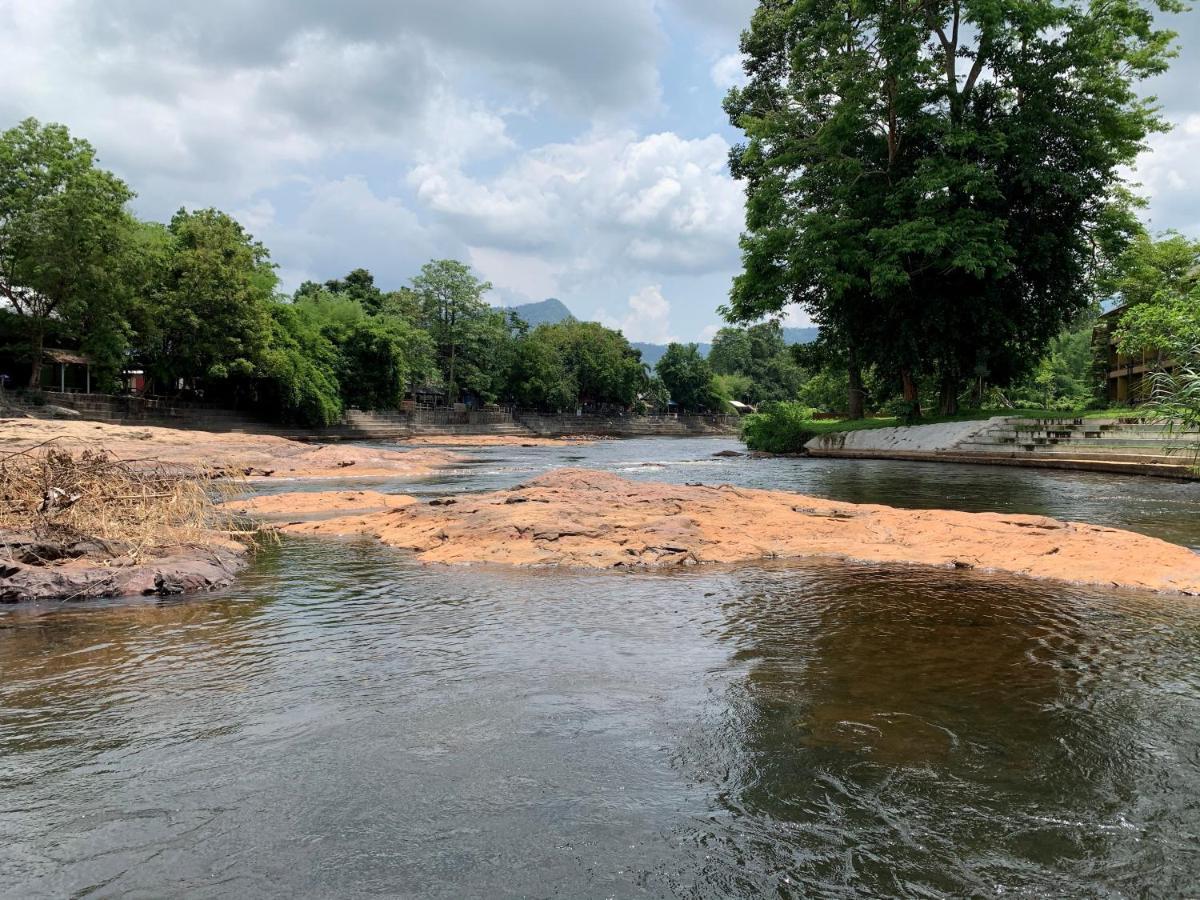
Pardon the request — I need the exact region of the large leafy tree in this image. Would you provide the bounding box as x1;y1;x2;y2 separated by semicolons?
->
506;333;578;412
709;321;805;403
1111;233;1200;359
725;0;1181;416
410;260;495;402
534;319;647;410
0;118;134;387
656;343;724;413
143;208;277;394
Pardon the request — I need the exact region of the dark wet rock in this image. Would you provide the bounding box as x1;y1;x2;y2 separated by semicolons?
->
0;545;247;603
712;449;744;458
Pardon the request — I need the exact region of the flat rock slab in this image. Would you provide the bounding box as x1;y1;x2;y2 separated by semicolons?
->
226;490;417;518
0;419;463;480
279;468;1200;594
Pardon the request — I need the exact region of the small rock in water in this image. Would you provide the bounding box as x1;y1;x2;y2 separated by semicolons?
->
712;449;743;458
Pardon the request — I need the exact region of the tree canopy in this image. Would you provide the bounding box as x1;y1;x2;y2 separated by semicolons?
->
656;343;724;413
0;118;134;386
725;0;1181;416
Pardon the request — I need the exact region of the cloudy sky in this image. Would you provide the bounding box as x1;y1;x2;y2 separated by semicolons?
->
0;1;1196;343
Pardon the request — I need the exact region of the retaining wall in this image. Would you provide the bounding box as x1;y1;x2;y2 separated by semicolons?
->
6;392;738;440
515;413;738;437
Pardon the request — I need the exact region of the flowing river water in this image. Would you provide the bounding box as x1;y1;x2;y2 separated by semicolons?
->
3;437;1200;897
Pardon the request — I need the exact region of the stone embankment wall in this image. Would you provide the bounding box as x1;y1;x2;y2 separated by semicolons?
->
7;392;738;440
806;416;1200;480
516;413;737;437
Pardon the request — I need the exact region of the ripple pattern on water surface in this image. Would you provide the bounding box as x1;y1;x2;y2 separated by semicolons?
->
4;532;1200;898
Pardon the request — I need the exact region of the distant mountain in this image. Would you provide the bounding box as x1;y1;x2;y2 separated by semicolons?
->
499;298;819;365
504;297;573;327
781;326;820;345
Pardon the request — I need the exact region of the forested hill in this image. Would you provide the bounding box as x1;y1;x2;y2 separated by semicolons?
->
503;298;573;327
502;299;818;365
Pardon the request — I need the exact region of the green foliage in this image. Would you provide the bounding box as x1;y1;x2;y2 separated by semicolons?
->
411;260;496;400
506;333;577;412
1007;324;1099;410
725;0;1181;415
1143;347;1200;472
739;402;817;453
535;319;646;409
655;343;723;413
0;118;135;386
256;305;342;427
147;207;277;389
1111;233;1200;359
713;372;754;405
708;321;805;403
797;368;851;413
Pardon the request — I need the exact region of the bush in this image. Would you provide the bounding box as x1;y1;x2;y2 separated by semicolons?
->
739;401;817;453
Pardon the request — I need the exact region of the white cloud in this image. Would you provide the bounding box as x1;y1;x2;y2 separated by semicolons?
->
264;176;449;292
1131;114;1200;236
599;284;677;343
409;129;745;278
468;246;560;301
709;53;746;90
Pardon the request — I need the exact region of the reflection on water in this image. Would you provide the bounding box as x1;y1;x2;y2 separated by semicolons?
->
4;440;1200;897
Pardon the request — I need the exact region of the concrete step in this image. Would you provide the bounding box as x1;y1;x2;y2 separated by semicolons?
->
956;446;1191;464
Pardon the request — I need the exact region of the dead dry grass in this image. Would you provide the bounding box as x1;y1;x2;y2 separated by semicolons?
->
0;443;259;564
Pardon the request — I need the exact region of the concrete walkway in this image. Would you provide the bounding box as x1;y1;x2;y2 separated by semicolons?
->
805;416;1200;480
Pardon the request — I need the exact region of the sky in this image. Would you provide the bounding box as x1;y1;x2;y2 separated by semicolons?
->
0;1;1196;344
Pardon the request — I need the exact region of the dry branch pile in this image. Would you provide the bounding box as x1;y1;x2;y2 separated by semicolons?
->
1;445;246;563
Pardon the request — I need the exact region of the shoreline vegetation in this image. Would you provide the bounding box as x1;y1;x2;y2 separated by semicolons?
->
0;418;467;602
0;446;252;602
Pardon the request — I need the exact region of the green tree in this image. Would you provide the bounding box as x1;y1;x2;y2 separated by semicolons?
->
709;321;805;403
143;208;277;395
256;303;343;427
656;343;723;413
725;0;1181;417
298;267;389;315
506;333;577;412
0;118;134;386
411;260;494;402
534;319;646;409
1110;233;1200;359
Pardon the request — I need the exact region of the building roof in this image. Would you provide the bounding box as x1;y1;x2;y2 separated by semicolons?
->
43;349;92;365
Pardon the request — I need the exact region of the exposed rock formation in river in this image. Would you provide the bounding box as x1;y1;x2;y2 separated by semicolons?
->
1;533;247;602
0;419;464;481
275;469;1200;594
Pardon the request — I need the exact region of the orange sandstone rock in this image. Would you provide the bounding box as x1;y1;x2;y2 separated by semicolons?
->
227;490;417;518
0;419;462;480
283;468;1200;594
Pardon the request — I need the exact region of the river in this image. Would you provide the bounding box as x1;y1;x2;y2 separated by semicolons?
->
3;437;1200;897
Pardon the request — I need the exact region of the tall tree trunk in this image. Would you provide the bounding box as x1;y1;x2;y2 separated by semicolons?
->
938;372;960;416
901;367;921;419
847;346;865;420
27;324;44;389
448;341;456;405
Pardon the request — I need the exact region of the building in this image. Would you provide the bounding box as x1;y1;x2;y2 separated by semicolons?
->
40;349;95;393
1095;305;1177;404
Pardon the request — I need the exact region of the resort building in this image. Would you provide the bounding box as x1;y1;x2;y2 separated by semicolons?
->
1095;304;1177;404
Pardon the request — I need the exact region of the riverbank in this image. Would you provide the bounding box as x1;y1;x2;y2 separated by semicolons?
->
800;416;1200;479
270;469;1200;595
0;418;466;480
0;419;468;602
